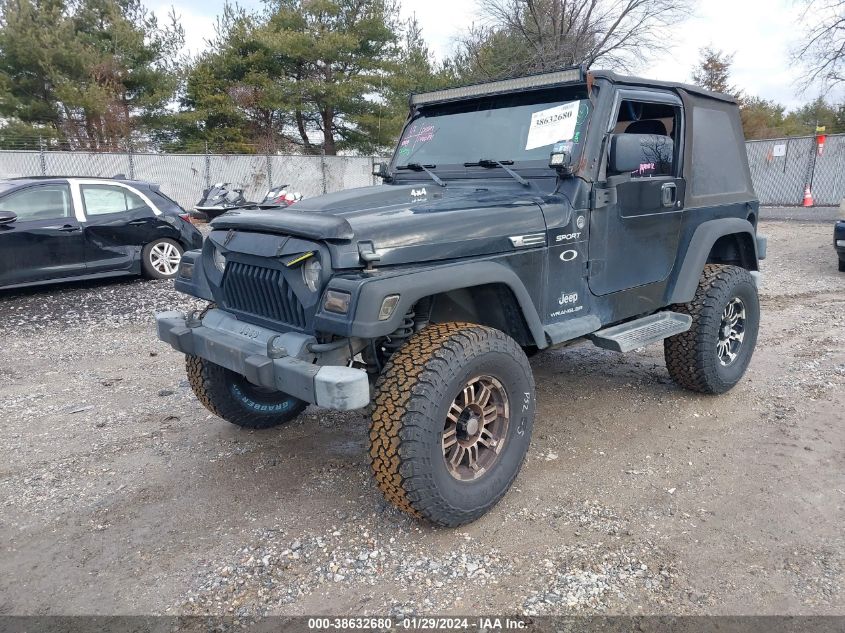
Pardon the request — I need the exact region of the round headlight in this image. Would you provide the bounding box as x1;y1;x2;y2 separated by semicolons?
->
213;246;226;272
302;257;322;292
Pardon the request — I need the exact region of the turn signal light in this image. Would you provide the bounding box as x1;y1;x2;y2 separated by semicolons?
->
378;295;401;320
323;290;351;314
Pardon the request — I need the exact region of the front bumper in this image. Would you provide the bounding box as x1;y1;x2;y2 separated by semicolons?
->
156;308;370;411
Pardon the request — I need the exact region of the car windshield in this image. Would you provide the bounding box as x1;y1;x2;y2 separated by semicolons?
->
394;87;592;170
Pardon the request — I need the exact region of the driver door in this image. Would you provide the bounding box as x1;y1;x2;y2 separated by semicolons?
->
588;92;686;296
0;183;84;287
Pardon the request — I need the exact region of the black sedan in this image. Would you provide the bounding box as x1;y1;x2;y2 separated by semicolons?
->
836;219;845;272
0;177;203;289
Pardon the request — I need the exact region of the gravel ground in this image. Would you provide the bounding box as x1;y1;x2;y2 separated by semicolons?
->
0;214;842;617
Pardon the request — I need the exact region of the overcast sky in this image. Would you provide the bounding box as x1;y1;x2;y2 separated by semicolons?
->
158;0;836;110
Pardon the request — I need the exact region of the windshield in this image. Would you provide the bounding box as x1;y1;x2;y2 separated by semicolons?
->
394;87;592;170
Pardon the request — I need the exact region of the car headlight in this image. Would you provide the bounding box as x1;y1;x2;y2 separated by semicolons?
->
302;257;322;292
213;246;226;272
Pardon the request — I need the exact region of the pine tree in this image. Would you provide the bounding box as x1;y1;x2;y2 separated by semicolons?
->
0;0;184;148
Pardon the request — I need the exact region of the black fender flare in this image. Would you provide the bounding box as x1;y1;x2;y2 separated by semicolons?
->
667;218;759;304
333;261;547;348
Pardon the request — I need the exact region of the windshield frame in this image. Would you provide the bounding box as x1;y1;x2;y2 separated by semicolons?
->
389;85;593;180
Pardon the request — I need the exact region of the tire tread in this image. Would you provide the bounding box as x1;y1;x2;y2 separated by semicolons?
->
664;264;758;394
369;322;533;526
185;355;306;429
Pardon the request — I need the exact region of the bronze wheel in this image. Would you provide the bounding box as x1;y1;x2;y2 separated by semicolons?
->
443;376;509;481
369;322;535;527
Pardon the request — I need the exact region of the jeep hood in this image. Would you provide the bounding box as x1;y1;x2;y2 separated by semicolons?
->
212;183;549;266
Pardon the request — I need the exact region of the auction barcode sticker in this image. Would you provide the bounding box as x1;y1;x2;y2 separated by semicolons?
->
525;101;579;150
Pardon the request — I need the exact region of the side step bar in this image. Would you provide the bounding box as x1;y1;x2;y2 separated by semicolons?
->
589;312;692;353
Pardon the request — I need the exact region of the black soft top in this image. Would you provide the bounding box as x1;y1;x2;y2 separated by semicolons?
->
591;70;738;104
410;67;738;108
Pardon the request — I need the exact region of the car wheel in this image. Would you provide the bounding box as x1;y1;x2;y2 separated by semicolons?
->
839;258;845;272
369;322;535;527
142;238;183;279
185;355;307;429
664;264;760;394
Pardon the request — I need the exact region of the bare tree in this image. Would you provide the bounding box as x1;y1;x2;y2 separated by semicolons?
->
793;0;845;92
452;0;694;80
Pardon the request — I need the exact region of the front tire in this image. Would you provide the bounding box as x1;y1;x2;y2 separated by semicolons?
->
186;356;307;429
142;238;183;279
664;264;760;394
369;322;535;527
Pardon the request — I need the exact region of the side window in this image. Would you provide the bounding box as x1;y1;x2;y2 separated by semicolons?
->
691;107;746;196
124;189;150;212
81;185;152;216
0;185;71;221
611;100;682;177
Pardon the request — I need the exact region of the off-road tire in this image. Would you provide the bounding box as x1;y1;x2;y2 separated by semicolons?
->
369;322;535;527
142;238;183;279
664;264;760;394
186;355;307;429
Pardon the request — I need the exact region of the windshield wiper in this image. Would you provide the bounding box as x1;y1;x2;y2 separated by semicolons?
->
464;159;529;186
395;163;446;187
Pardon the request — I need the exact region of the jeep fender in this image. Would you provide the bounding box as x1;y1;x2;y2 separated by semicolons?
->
340;261;547;348
668;218;760;304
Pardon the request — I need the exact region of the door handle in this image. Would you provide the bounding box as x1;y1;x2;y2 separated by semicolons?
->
58;224;80;232
661;183;677;207
128;219;146;225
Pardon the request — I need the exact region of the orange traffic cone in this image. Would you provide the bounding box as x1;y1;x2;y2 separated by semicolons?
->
802;185;814;207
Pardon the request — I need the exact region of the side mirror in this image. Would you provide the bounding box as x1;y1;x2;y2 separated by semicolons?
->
372;162;392;181
0;210;16;225
548;141;575;176
609;134;673;175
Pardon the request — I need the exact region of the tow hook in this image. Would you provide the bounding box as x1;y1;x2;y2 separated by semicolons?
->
266;335;288;359
185;309;203;328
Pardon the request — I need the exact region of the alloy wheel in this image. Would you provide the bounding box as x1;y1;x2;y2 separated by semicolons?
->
442;375;510;481
149;242;181;276
717;297;746;366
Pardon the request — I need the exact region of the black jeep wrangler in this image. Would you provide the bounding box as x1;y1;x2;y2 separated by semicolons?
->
156;68;766;527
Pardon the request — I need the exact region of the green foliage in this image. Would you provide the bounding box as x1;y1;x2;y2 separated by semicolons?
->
1;0;841;153
443;25;532;84
739;97;787;140
737;96;844;140
782;97;845;135
171;0;448;154
0;0;184;148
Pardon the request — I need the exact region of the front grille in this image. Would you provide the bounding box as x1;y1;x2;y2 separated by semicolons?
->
222;261;307;329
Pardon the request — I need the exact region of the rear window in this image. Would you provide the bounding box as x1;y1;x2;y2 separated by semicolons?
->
151;189;183;212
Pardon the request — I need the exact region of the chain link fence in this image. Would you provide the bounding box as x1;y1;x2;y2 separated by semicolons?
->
0;146;385;210
0;134;841;208
745;133;845;207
